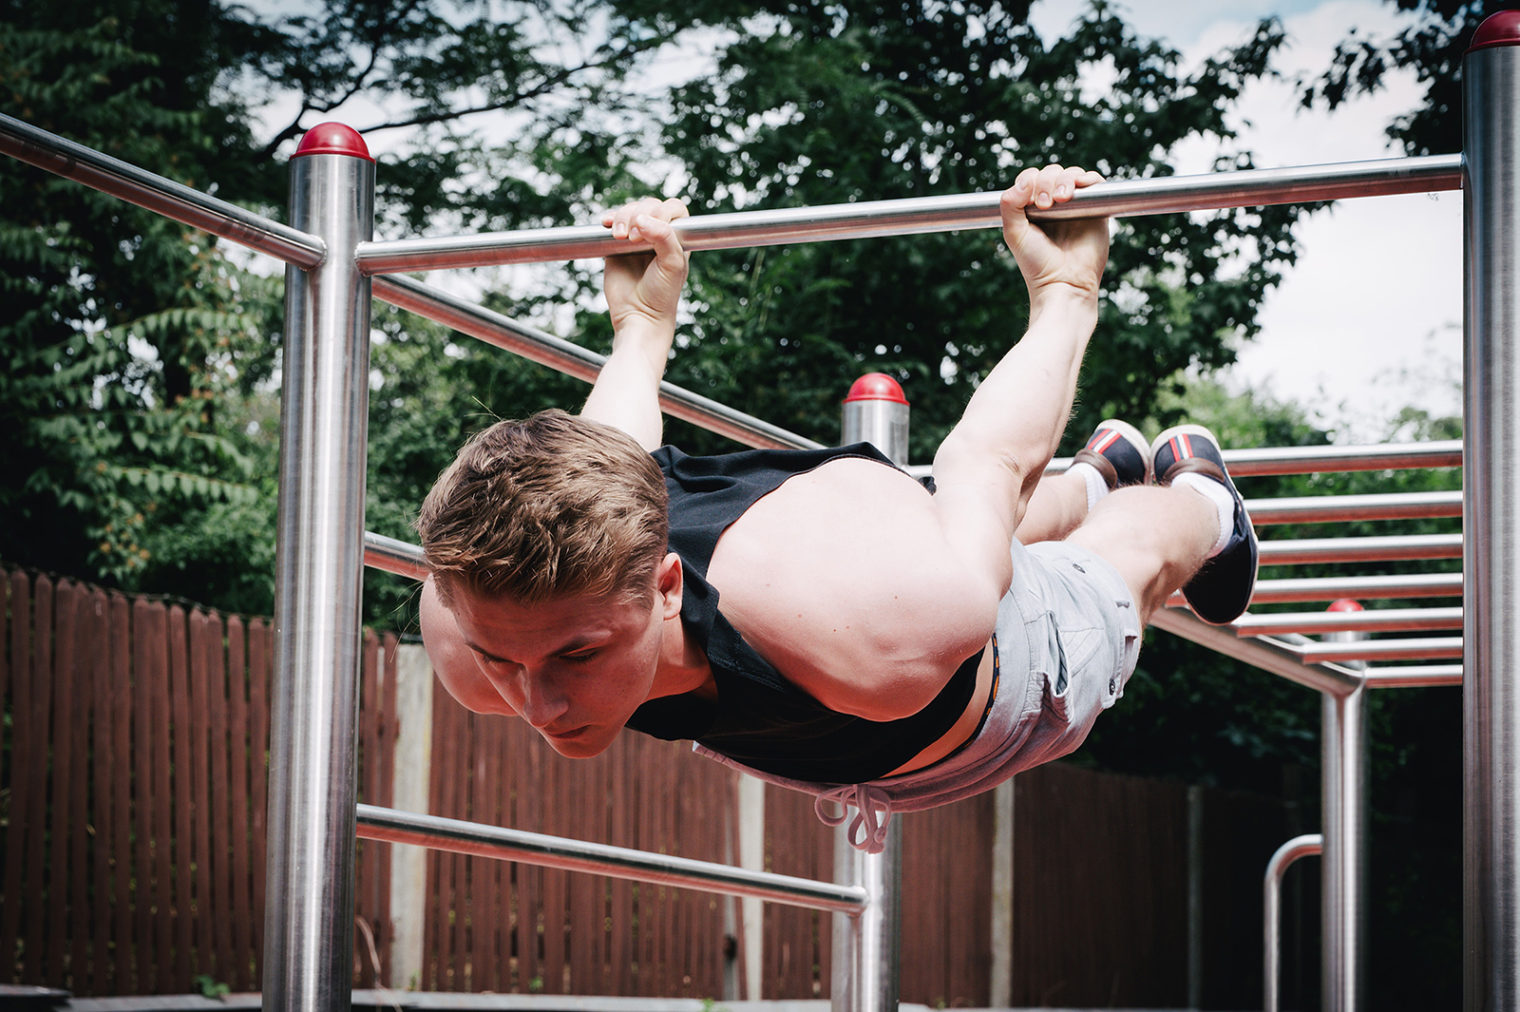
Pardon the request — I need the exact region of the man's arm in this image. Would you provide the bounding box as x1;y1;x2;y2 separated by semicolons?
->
579;197;690;451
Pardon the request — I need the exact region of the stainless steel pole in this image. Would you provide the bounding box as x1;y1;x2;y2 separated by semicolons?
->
355;804;866;914
831;374;909;1012
263;123;375;1012
353;155;1460;274
1264;834;1323;1012
1463;13;1520;1008
0;111;325;268
1321;602;1368;1012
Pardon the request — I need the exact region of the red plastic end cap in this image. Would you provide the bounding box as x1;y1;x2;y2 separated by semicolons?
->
292;123;374;162
1469;10;1520;54
844;372;909;405
1328;598;1364;613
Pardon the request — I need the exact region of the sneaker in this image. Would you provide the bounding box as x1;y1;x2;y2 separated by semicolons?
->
1074;419;1152;489
1151;424;1259;625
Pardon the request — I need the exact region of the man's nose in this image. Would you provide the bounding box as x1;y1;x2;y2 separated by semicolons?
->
517;673;570;729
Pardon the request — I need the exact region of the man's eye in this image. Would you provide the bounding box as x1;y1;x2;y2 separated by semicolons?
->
562;650;598;663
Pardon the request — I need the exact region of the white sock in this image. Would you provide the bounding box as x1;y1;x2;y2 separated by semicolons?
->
1172;472;1235;557
1068;461;1109;512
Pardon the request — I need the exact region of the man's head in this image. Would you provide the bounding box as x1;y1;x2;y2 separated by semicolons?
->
418;409;670;608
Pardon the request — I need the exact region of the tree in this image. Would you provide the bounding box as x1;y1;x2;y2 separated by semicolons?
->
635;1;1305;459
1305;0;1506;156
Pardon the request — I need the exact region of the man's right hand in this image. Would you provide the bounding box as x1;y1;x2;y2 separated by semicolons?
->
601;196;691;336
999;164;1109;307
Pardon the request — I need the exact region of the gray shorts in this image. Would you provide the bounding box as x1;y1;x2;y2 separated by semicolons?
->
693;538;1142;853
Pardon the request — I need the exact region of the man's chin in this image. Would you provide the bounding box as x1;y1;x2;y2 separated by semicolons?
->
540;725;614;758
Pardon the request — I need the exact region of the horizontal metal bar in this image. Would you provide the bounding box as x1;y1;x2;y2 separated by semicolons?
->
355;803;867;914
373;275;821;451
1149;608;1364;696
0;112;326;269
1295;637;1463;664
355;155;1461;274
1222;441;1462;476
1362;665;1463;688
1233;607;1462;637
1259;533;1462;566
1247;490;1462;525
1246;573;1462;604
364;531;428;582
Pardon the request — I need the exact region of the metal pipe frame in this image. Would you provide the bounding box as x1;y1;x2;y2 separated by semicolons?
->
355;804;865;914
354;154;1460;274
0;112;325;268
1223;441;1461;476
1149;608;1364;698
1364;666;1464;689
1298;637;1463;665
1233;607;1463;637
1259;533;1462;566
1231;572;1463;605
261;137;375;1011
1247;490;1462;526
374;274;820;451
1265;834;1323;1012
1464;25;1520;1008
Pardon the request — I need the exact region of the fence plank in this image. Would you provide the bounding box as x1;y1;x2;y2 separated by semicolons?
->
166;605;195;988
204;612;237;984
85;588;113;994
48;580;77;986
248;617;270;982
0;571;31;982
108;592;134;994
225;616;254;991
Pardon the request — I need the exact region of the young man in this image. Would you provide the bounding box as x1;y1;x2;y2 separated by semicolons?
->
417;165;1257;851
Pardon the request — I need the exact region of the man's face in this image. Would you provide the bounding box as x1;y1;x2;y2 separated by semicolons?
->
443;576;672;759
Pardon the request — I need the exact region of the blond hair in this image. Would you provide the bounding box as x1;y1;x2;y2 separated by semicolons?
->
418;410;669;605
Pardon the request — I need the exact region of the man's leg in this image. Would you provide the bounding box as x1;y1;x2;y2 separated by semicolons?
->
1065;424;1258;625
1017;419;1151;543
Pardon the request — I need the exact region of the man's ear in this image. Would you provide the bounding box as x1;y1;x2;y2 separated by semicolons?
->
655;552;683;619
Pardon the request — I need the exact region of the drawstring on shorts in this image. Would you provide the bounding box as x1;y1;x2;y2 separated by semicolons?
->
815;784;895;854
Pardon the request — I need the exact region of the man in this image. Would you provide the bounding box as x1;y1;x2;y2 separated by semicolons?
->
417;165;1256;851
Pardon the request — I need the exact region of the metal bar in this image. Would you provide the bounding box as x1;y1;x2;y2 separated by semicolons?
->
1265;834;1323;1012
1171;572;1464;607
363;531;428;582
373;274;821;451
354;155;1461;274
1233;607;1463;637
0;112;326;269
1463;20;1520;1008
1363;665;1464;688
1247;490;1462;525
262;131;374;1011
1222;441;1461;476
1149;608;1364;697
354;804;865;914
1298;637;1463;664
1260;534;1462;566
1321;703;1365;1012
831;378;907;1012
1321;623;1368;1012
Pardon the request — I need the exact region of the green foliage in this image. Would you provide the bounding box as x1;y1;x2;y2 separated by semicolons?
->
193;972;230;1000
635;1;1304;458
1304;0;1505;156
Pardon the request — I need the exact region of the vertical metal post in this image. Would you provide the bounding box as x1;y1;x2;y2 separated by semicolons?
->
1265;834;1324;1012
832;373;909;1012
1464;13;1520;1009
1321;600;1367;1012
263;123;376;1011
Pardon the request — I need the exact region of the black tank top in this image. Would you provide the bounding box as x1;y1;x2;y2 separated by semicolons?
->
625;443;982;783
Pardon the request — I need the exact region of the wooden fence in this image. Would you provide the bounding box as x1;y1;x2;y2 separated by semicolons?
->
1;566;1304;1006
